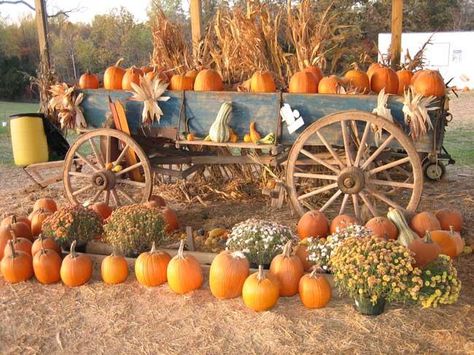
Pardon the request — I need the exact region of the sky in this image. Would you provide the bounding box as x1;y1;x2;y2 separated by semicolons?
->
0;0;164;24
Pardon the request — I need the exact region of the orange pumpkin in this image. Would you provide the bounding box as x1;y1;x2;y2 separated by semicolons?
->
412;70;445;97
1;240;33;283
104;58;126;90
31;234;61;256
435;208;463;232
295;240;312;271
1;215;30;229
269;241;304;297
88;202;113;222
408;232;441;268
289;71;318;93
242;265;279;312
1;215;32;241
169;74;194;91
145;67;169;82
60;240;93;287
145;195;167;208
250;71;276;93
303;65;323;85
365;216;398;240
122;66;144;90
370;66;399;94
162;207;179;233
344;69;369;94
3;232;32;258
135;242;171;287
185;69;199;82
411;69;427;84
209;250;249;299
167;240;203;294
0;226;12;260
79;71;99;89
33;247;61;284
330;215;359;234
30;209;52;237
101;252;129;285
297;210;329;239
318;75;342;94
396;69;413;95
298;269;332;309
33;198;57;213
367;62;383;80
194;69;224;91
430;228;463;258
410;211;441;237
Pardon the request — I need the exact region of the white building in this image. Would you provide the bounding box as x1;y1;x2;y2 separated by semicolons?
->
378;31;474;89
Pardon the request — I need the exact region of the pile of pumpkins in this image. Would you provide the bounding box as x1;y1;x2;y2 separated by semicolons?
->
78;59;445;99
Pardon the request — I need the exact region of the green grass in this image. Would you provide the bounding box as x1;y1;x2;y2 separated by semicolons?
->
444;128;474;167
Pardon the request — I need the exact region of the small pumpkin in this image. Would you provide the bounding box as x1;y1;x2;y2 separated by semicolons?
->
289;71;318;94
408;232;441;268
431;227;464;258
33;198;57;213
303;65;323;85
33;245;61;284
185;69;199;82
412;70;445;97
435;208;463;232
366;62;383;80
318;75;342;94
329;215;359;234
396;69;413;95
1;240;33;283
162;207;179;233
101;251;129;285
31;234;61;256
365;216;398;240
1;215;30;229
370;66;399;94
104;58;126;90
145;195;167;208
3;231;32;258
0;226;12;260
88;202;113;222
411;69;427;84
297;210;329;239
135;242;171;287
344;68;369;94
295;239;312;271
169;74;194;91
122;66;144;90
242;265;279;312
209;250;249;299
1;215;32;241
194;69;224;91
269;241;304;297
30;208;52;237
298;268;332;309
167;240;203;294
79;70;99;89
250;71;276;93
60;240;93;287
410;211;441;237
145;67;169;82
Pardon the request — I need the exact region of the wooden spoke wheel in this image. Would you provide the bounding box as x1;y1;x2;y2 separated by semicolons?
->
286;111;423;220
63;128;153;208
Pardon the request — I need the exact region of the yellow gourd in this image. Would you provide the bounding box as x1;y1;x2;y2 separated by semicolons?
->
249;122;261;144
243;134;251;143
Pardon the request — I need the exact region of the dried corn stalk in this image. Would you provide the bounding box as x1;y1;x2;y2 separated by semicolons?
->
129;76;170;126
402;86;438;140
48;83;86;129
372;89;393;145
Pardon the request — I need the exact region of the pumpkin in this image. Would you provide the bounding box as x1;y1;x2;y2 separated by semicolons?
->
396;69;413;95
370;66;399;94
209;250;249;299
167;239;203;294
435;208;463;232
101;252;129;285
140;66;154;74
145;67;169;82
169;74;194;91
297;210;329;239
318;75;342;94
60;240;93;287
250;71;276;93
30;208;52;237
122;66;144;90
367;62;383;80
303;65;323;84
344;69;369;94
79;71;99;89
1;215;32;241
162;207;179;233
1;215;30;229
135;242;171;287
145;195;167;208
242;265;279;311
298;268;332;309
185;69;199;82
295;240;312;271
408;232;441;268
431;227;464;258
33;247;61;284
289;71;318;93
194;69;224;91
411;69;427;84
33;198;57;213
3;231;32;258
412;70;445;97
104;58;126;90
1;240;33;283
269;241;304;297
365;216;398;240
410;211;441;237
31;234;61;256
329;215;359;234
0;226;12;260
88;202;113;222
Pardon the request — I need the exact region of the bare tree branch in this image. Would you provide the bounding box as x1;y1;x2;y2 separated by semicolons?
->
0;0;79;18
0;0;35;11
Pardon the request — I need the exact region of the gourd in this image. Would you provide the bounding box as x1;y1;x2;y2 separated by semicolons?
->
60;240;93;287
329;215;359;234
408;232;441;268
297;210;329;239
410;211;441;237
33;244;61;284
167;239;203;294
387;208;419;247
298;268;332;309
209;250;249;299
31;234;61;256
209;102;232;143
249;122;261;144
33;198;57;213
242;265;279;311
269;241;304;297
101;251;129;285
435;208;463;232
135;242;171;287
1;240;33;283
365;216;398;240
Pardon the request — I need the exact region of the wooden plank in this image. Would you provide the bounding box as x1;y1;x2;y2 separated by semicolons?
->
390;0;403;68
34;0;50;68
190;0;202;58
150;155;276;165
176;140;275;150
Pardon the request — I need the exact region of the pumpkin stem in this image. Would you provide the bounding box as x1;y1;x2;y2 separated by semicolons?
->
449;226;455;236
115;58;124;67
11;215;17;225
9;228;16;243
257;265;265;282
70;240;77;258
424;231;434;243
177;239;185;259
282;240;293;258
309;267;319;278
8;239;16;258
150;242;157;254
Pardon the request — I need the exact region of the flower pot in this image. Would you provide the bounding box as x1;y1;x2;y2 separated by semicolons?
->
354;296;386;316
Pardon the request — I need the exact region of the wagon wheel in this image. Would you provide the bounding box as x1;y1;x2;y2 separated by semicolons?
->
63;128;153;207
286;111;423;220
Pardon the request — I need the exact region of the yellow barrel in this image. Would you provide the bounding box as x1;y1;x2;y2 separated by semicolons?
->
10;113;49;166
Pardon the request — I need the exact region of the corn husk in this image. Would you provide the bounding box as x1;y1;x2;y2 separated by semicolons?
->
48;83;86;129
402;86;438;140
371;88;393;145
129;76;170;125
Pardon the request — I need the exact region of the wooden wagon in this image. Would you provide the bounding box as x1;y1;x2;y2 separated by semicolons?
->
58;89;451;220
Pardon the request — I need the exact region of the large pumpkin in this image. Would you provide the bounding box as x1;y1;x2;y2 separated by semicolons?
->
250;71;276;93
408;232;441;268
242;265;279;312
33;247;61;284
79;71;99;89
167;240;203;294
33;198;57;213
194;69;224;91
31;234;61;256
101;252;129;285
1;215;32;241
370;66;399;94
412;70;445;97
344;69;369;94
365;216;398;240
396;69;413;95
411;69;427;84
135;242;171;287
209;250;249;299
410;211;441;237
298;269;332;309
366;62;383;80
435;208;463;232
297;210;329;239
318;75;342;94
303;65;323;85
104;58;126;90
30;209;52;237
329;215;359;234
169;74;194;91
289;71;318;93
60;240;93;287
269;241;304;297
122;66;144;90
1;240;33;283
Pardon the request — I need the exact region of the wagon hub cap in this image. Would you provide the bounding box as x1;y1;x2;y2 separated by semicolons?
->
337;167;365;194
91;170;116;191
